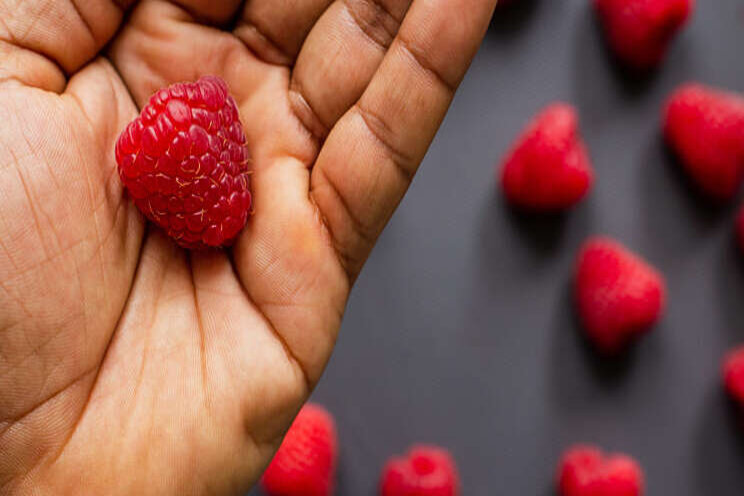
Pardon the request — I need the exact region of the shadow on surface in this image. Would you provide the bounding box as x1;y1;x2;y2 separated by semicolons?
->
571;7;663;122
639;136;729;255
693;394;744;495
589;23;660;98
496;189;594;260
503;199;569;256
547;280;640;409
716;235;744;340
488;0;541;39
658;141;731;216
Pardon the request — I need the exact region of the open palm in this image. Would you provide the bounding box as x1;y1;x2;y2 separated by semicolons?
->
0;0;495;494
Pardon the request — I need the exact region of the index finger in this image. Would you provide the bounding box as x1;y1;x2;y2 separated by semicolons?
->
310;0;497;277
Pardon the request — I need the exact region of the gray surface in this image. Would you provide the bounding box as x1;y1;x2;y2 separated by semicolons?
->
253;1;744;494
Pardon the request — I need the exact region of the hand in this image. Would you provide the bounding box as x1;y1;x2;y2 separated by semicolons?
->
0;0;495;493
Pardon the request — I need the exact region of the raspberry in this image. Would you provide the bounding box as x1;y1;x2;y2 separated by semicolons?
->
380;445;460;496
574;237;666;354
261;404;338;496
594;0;694;69
115;75;252;249
557;445;644;496
723;346;744;408
500;103;593;211
663;83;744;201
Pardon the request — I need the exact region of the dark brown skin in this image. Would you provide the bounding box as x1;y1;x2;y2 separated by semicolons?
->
0;0;496;494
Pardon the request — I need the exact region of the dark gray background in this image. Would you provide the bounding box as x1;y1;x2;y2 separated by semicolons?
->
252;1;744;494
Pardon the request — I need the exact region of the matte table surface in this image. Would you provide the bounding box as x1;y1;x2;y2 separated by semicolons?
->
251;1;744;494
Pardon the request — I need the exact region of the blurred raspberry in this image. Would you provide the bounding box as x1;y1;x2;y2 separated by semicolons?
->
557;445;644;496
380;445;460;496
594;0;694;69
575;237;666;354
724;346;744;408
261;404;338;496
664;83;744;201
500;103;593;211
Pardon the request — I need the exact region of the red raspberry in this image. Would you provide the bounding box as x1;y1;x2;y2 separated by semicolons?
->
723;346;744;408
261;404;338;496
663;83;744;201
115;75;252;249
500;103;593;211
575;237;666;354
380;445;460;496
737;206;744;255
594;0;694;69
557;445;644;496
